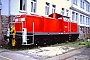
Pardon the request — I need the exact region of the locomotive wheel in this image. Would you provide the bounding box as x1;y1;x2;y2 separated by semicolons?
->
68;34;79;42
51;36;59;44
34;36;40;46
7;35;21;47
7;35;12;47
15;36;22;47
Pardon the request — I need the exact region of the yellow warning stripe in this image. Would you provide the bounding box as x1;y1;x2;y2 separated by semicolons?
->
11;26;16;46
0;55;12;60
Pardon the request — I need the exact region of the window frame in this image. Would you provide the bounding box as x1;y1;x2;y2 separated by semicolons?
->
61;8;64;15
76;13;78;22
72;12;75;21
86;17;88;25
80;15;82;24
88;18;89;25
45;2;50;15
88;5;89;12
66;9;69;17
80;0;82;8
31;0;37;13
73;0;77;5
52;4;56;13
86;27;89;34
86;4;88;11
83;2;84;9
20;0;27;12
83;16;85;24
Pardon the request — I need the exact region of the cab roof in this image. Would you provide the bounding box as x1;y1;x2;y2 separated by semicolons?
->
48;13;70;18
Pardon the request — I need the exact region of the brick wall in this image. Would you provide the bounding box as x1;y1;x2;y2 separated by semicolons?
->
79;26;90;39
0;15;15;45
86;27;90;38
1;15;15;35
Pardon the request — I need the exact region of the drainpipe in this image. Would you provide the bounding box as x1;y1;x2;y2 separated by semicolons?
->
69;0;73;32
0;0;2;36
8;0;10;28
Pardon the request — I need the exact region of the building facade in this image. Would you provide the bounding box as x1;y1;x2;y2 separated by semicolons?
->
70;0;90;39
1;0;90;39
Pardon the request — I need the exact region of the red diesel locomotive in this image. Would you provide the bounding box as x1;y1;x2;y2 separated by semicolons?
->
4;13;79;46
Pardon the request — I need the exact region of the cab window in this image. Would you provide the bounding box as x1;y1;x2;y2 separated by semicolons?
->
64;17;69;22
58;16;62;20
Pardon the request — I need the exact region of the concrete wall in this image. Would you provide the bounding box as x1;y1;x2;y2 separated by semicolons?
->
2;0;70;16
1;0;9;15
36;0;71;16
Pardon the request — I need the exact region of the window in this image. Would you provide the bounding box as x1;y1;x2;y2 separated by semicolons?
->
86;27;89;33
86;4;88;11
76;13;78;22
45;2;50;15
80;0;85;9
80;0;82;8
88;27;89;33
73;0;77;5
80;15;82;24
61;8;64;15
64;17;69;22
20;0;26;11
58;16;62;19
89;6;90;12
83;16;84;24
88;18;90;26
88;18;89;25
86;17;88;25
52;5;56;13
86;17;89;25
72;12;75;21
83;2;84;9
66;9;69;16
73;0;75;4
80;27;84;33
88;5;89;12
86;27;88;33
82;27;84;33
31;0;37;13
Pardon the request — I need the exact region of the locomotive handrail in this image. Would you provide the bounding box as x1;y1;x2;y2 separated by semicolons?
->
21;22;34;45
32;22;34;44
12;15;21;22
